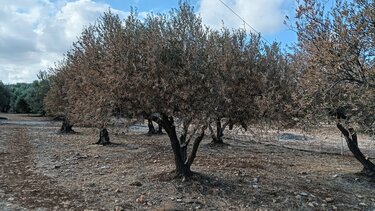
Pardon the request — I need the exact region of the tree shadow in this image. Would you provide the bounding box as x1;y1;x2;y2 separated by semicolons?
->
91;142;139;150
152;171;238;197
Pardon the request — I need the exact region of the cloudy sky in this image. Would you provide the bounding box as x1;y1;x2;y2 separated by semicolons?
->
0;0;296;84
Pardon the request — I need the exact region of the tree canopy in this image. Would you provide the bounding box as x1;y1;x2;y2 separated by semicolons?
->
44;2;293;178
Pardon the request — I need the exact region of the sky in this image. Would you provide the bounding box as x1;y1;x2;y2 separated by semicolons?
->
0;0;298;84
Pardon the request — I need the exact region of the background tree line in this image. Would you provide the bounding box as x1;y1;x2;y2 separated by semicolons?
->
0;71;49;114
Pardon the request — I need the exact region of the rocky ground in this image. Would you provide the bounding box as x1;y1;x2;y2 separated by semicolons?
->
0;113;374;210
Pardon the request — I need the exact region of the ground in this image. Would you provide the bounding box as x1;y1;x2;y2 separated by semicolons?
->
0;114;374;210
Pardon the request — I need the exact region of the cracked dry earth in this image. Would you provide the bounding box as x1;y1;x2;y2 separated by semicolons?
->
0;114;375;210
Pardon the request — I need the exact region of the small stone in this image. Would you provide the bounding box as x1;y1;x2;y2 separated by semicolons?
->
78;155;88;159
176;199;183;202
325;198;334;203
153;160;157;163
7;197;14;201
129;181;142;186
114;206;123;211
307;202;315;207
94;155;100;158
359;202;366;206
252;185;259;189
272;199;277;203
253;177;259;183
356;194;363;199
62;201;71;208
170;197;175;201
332;205;337;210
54;165;61;169
136;195;145;204
300;192;309;196
332;174;338;178
114;189;122;193
234;170;242;176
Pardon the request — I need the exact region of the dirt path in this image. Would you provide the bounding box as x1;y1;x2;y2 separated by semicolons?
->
0;124;85;210
0;114;375;210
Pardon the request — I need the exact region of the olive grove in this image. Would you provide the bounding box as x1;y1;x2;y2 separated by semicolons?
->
44;2;293;179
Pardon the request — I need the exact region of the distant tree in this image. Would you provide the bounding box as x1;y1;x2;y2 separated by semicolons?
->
294;0;375;177
256;43;297;128
8;83;31;113
44;64;75;133
205;28;296;145
204;29;262;144
14;98;30;113
24;74;50;115
0;82;11;112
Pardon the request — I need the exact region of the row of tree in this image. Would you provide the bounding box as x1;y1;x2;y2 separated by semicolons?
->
44;3;295;178
43;0;374;178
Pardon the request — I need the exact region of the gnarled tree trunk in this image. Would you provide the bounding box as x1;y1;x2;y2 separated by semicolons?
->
59;118;74;133
209;118;231;145
96;127;111;145
154;115;205;180
337;123;375;177
157;123;163;134
147;119;156;135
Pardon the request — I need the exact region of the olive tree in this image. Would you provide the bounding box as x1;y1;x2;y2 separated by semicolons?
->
294;0;375;176
120;4;211;179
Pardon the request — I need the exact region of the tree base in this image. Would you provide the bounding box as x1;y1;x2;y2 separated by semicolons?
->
360;167;375;178
96;128;111;145
337;123;375;178
209;138;229;147
147;122;163;136
59;119;75;134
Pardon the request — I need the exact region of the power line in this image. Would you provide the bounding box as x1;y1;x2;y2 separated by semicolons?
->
217;0;272;45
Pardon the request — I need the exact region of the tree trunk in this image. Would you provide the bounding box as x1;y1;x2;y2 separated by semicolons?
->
337;123;375;177
59;118;74;133
152;114;206;180
159;115;192;179
157;123;163;134
147;119;156;135
96;128;111;145
229;119;234;130
186;130;205;167
210;118;230;145
214;119;224;144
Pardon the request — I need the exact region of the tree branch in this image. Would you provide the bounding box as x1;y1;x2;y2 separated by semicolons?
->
186;126;206;167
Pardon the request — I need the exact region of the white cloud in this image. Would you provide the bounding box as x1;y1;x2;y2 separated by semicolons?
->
0;0;295;84
0;0;129;84
198;0;294;34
